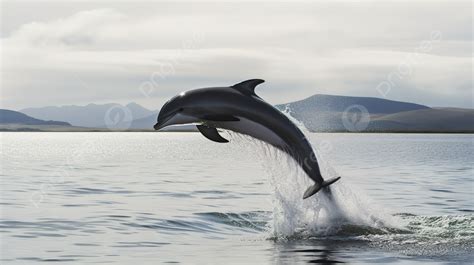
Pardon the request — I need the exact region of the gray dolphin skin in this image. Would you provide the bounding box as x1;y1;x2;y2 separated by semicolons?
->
154;79;341;199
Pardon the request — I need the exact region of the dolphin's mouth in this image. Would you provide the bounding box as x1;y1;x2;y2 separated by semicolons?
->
153;122;162;130
154;113;175;130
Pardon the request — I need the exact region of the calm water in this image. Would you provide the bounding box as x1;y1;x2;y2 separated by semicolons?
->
0;132;473;264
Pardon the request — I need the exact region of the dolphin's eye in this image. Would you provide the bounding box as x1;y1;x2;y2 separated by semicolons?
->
178;108;184;112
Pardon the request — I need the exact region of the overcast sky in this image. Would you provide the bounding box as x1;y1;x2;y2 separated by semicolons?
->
1;0;472;110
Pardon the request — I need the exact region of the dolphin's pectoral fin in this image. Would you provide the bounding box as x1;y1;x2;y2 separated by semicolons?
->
303;176;341;199
231;79;265;97
196;125;229;143
201;115;240;122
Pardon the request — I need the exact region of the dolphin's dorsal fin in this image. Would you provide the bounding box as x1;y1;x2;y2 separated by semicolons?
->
196;125;229;143
231;79;265;96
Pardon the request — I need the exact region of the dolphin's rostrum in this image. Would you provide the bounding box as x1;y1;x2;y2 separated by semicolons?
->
154;79;341;199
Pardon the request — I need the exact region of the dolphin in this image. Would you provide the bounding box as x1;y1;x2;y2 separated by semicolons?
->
154;79;341;199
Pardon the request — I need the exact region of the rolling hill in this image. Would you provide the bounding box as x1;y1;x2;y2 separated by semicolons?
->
0;109;71;126
369;108;474;132
276;94;429;114
276;95;473;132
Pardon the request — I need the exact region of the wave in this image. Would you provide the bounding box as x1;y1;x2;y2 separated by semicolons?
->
191;210;473;247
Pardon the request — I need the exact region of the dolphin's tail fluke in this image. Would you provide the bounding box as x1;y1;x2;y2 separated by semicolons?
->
302;176;341;199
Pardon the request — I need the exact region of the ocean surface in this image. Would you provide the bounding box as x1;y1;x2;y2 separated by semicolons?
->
0;132;473;264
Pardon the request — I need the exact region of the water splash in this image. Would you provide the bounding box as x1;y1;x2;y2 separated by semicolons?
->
262;147;400;239
224;108;401;239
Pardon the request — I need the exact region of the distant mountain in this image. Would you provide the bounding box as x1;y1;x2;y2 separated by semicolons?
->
276;95;473;132
0;109;71;126
21;103;157;128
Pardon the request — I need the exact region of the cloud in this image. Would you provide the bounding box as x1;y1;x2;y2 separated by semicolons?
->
1;2;472;110
4;9;125;48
